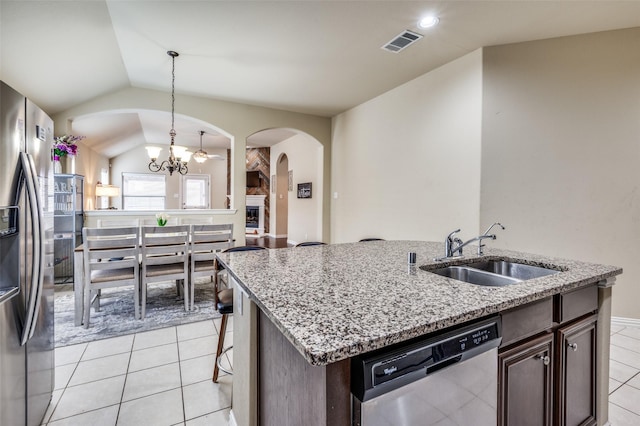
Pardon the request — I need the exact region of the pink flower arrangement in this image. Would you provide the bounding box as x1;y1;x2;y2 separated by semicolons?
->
53;134;84;161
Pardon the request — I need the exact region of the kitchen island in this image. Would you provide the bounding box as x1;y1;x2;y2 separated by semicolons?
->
216;240;622;426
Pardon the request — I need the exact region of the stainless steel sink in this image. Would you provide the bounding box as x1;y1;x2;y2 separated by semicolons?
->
428;266;522;287
465;260;560;280
424;260;560;287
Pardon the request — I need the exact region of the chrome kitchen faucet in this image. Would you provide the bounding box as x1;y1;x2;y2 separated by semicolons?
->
437;222;505;260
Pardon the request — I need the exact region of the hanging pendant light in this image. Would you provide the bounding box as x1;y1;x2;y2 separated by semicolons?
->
147;50;189;176
193;130;208;164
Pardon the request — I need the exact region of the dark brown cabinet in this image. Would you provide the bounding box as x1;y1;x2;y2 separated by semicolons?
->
499;285;598;426
556;314;597;426
499;332;554;426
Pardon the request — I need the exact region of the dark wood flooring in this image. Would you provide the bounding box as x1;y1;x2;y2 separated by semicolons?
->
246;236;291;249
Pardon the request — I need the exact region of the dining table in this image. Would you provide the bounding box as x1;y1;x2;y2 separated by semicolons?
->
72;232;235;326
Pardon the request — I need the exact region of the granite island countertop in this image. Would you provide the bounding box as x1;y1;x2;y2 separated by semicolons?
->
216;240;622;366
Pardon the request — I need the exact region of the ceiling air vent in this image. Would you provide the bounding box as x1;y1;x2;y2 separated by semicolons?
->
381;30;423;53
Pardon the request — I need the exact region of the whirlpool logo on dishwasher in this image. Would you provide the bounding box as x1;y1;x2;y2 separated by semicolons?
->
383;366;397;375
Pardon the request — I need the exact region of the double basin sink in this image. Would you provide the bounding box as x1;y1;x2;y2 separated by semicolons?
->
422;260;560;287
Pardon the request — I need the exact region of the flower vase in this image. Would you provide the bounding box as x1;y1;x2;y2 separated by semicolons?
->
54;160;62;174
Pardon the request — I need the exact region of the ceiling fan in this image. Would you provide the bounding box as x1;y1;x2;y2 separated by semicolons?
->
192;131;208;163
193;130;226;163
207;153;226;160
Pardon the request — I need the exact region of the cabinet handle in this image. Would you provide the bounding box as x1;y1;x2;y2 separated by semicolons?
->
536;355;550;366
567;342;578;352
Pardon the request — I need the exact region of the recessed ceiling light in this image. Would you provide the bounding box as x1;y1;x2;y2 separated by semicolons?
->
418;16;439;29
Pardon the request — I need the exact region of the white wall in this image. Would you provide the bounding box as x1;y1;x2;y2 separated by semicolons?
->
185;148;228;209
269;133;323;243
110;144;228;210
52;86;332;244
331;50;483;243
481;28;640;319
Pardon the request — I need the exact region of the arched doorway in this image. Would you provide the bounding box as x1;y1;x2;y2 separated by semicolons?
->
275;154;289;237
246;128;324;243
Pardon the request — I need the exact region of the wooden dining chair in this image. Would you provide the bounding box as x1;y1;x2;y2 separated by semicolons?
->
82;227;140;328
180;217;214;225
213;245;266;382
189;223;234;311
140;225;190;319
96;218;141;228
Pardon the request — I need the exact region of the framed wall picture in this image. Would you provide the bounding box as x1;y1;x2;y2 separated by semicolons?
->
271;174;276;193
297;182;312;199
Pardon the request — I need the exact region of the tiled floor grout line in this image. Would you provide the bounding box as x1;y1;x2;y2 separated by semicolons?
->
176;326;188;425
115;338;135;426
610;357;640;370
610;401;640;417
611;370;640;392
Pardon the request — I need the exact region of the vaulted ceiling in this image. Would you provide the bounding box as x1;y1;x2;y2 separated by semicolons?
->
2;1;639;156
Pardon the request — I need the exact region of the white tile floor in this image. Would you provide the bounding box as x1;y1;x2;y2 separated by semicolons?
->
44;317;233;426
46;318;640;425
609;324;640;425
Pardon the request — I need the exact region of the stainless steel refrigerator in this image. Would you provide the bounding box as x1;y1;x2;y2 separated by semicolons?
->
0;81;55;426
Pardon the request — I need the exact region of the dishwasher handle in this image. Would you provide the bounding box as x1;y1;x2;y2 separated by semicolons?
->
425;354;462;375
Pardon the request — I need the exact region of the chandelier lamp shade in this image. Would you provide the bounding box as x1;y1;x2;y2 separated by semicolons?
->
193;130;209;164
95;183;120;198
147;50;191;176
95;182;120;210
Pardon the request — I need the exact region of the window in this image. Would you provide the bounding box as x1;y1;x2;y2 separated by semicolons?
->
122;173;166;210
98;168;109;209
182;174;210;209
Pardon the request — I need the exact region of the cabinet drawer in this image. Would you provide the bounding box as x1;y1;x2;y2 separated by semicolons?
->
554;285;598;324
501;297;553;347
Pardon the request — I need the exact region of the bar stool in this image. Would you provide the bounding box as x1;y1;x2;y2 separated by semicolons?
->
294;241;326;247
213;245;266;382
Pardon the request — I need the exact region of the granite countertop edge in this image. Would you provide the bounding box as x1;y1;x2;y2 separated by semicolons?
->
217;241;622;366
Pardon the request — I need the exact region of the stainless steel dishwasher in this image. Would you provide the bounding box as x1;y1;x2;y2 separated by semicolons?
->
351;316;502;426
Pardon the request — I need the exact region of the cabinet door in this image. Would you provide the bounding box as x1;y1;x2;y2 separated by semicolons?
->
556;314;597;426
499;333;554;426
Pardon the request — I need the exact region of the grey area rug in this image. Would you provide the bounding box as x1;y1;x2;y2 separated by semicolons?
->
54;280;220;347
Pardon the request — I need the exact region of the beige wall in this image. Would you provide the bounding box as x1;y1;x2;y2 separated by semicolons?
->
331;50;483;243
65;142;109;212
270;133;323;244
481;28;640;319
109;144;228;210
52;86;332;243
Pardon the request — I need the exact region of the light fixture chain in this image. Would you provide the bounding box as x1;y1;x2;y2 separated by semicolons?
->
171;53;175;133
148;50;188;176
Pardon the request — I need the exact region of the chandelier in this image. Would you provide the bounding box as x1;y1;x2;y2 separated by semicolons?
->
193;130;209;163
147;50;191;176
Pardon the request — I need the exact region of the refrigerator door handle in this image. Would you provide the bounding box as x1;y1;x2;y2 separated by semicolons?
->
19;152;44;346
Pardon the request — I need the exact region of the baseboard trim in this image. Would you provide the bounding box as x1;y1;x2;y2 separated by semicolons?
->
229;409;238;426
611;316;640;328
